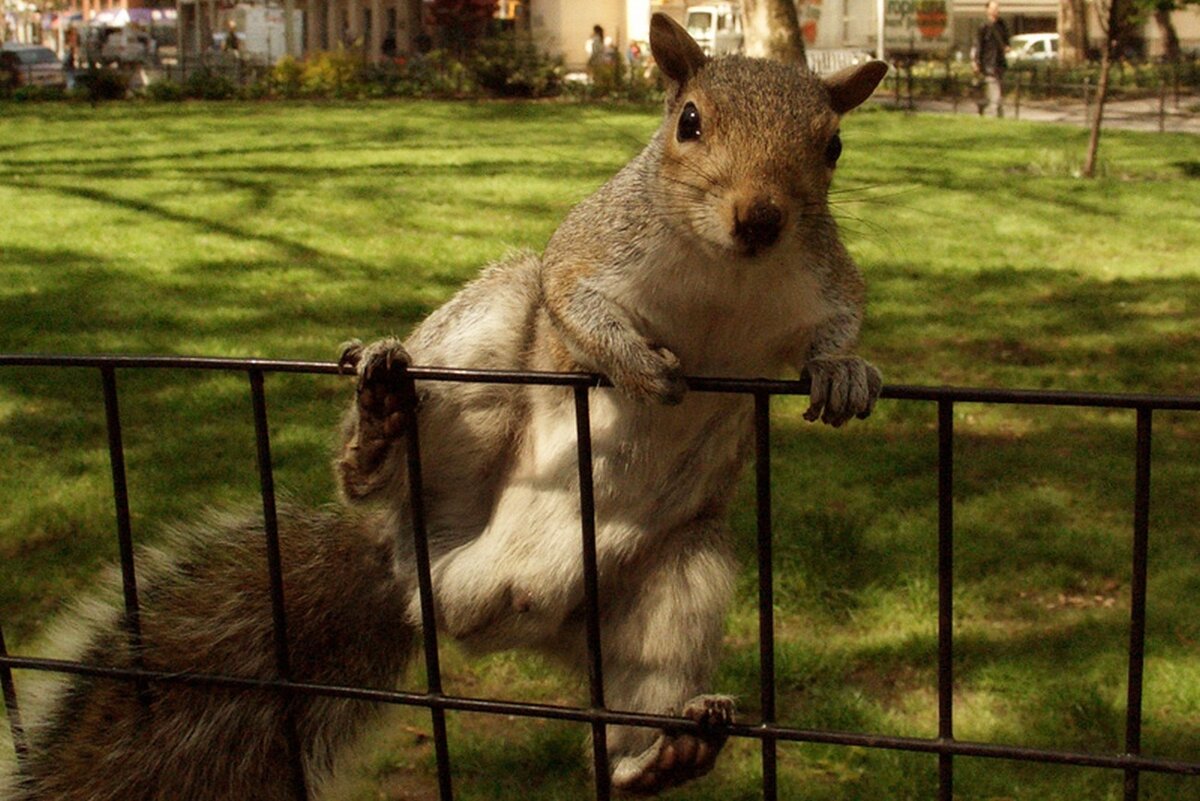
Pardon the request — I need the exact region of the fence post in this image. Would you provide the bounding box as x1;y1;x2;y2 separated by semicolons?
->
0;626;26;762
398;366;455;801
937;400;955;801
1158;76;1168;132
573;385;611;801
755;391;778;801
100;366;151;709
248;369;311;801
1123;408;1153;801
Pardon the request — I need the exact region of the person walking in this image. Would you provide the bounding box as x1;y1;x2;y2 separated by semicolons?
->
973;0;1009;117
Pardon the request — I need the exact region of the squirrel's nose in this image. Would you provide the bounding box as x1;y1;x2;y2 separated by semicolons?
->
733;201;784;255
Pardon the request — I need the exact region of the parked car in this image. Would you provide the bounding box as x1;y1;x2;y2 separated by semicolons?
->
685;3;744;57
0;43;67;87
1008;33;1059;63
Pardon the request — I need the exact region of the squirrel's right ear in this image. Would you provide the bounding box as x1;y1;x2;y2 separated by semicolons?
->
650;13;707;90
824;60;889;114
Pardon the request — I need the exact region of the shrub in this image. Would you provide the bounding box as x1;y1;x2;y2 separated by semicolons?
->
75;68;129;101
272;55;305;98
183;68;238;100
302;49;365;98
12;84;67;102
469;33;561;98
142;79;185;102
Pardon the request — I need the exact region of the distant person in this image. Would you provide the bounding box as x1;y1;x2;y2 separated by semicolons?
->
223;19;240;53
587;24;605;71
973;0;1009;117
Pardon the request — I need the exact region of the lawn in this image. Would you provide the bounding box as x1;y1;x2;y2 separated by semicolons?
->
1;99;1198;801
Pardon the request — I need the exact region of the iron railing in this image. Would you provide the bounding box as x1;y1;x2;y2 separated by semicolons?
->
1;353;1199;801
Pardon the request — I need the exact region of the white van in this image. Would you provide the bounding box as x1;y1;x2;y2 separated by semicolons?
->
685;4;744;56
1009;33;1059;63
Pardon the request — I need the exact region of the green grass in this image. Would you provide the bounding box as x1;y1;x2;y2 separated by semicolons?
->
1;100;1199;800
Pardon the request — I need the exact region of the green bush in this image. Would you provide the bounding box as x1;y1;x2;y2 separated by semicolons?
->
469;33;562;98
142;79;185;102
12;84;67;102
183;68;238;100
271;54;305;98
301;49;365;98
75;68;129;101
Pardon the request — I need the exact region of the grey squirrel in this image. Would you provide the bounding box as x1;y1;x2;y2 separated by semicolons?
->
4;14;886;800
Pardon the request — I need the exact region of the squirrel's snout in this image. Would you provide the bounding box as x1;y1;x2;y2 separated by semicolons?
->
733;201;784;256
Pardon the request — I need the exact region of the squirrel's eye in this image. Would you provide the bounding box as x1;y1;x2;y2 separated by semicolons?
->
677;102;702;142
825;132;843;167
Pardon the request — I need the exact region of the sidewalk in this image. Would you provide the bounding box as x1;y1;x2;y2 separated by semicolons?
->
876;93;1200;134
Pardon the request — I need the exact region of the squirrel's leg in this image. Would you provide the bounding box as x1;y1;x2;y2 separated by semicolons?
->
598;519;737;794
540;276;687;405
335;337;412;502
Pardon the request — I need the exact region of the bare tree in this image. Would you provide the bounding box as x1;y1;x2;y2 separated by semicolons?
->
742;0;807;64
1082;0;1125;177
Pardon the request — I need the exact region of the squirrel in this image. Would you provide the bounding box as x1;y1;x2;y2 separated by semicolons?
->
4;14;887;800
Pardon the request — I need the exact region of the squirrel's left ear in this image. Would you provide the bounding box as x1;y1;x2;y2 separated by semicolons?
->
824;61;889;114
650;13;707;89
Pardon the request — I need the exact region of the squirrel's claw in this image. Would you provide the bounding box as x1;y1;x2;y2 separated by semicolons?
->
337;339;365;375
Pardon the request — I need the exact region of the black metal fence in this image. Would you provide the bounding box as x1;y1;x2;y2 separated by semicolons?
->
2;353;1199;801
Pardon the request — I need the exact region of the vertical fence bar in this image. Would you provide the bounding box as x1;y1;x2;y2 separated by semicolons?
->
754;391;778;801
937;400;955;801
0;625;26;761
247;369;310;801
398;368;454;801
573;385;610;801
99;366;150;707
1124;407;1152;801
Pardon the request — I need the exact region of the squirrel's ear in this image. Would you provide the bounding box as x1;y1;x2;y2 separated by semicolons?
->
650;13;707;88
824;60;889;114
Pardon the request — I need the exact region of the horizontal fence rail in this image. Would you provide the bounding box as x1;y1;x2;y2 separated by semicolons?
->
1;353;1199;801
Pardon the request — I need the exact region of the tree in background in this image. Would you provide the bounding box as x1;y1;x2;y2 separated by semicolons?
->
429;0;499;57
1145;0;1199;61
1082;0;1136;177
1058;0;1088;63
742;0;807;64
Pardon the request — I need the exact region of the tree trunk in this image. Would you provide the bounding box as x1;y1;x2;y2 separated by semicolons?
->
1058;0;1087;64
1082;0;1122;178
743;0;807;64
1153;6;1182;62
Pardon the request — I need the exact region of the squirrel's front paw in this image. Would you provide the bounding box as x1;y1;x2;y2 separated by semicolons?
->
613;345;687;406
342;337;413;438
803;355;882;427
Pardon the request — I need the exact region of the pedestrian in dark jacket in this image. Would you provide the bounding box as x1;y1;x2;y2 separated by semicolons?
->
973;0;1009;117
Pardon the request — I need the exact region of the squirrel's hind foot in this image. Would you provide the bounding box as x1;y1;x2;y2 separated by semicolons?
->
610;694;734;795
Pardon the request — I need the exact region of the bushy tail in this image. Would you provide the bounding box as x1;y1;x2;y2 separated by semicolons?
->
7;505;417;801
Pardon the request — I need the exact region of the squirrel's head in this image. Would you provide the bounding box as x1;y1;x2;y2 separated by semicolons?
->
648;13;887;259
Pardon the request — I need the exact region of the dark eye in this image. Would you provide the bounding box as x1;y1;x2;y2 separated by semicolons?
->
677;102;702;142
825;132;843;167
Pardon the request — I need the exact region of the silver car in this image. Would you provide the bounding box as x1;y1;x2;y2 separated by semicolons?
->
1;43;67;87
